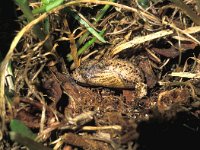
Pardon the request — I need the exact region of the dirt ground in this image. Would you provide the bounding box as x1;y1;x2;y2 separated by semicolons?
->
0;0;200;150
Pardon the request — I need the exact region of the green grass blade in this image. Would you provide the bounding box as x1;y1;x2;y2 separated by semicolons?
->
10;119;37;140
77;0;115;46
32;0;64;14
68;9;106;43
67;29;106;62
46;0;64;12
10;132;52;150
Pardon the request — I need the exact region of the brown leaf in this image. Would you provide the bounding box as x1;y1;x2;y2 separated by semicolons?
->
152;47;179;58
63;133;112;150
139;59;157;88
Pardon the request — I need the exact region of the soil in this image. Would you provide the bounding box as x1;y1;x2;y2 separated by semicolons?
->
0;0;200;150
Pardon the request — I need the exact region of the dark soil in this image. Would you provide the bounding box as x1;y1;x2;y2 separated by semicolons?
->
0;0;200;150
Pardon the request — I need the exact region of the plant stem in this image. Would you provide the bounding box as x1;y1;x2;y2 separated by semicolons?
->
170;0;200;25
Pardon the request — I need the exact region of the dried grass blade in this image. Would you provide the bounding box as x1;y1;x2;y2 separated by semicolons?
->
111;30;173;55
63;19;79;67
170;72;200;78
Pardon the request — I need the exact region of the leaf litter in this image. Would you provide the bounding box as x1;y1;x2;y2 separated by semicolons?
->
0;0;200;149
